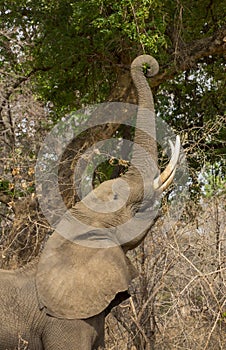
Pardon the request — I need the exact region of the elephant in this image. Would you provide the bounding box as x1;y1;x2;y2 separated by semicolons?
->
0;55;180;349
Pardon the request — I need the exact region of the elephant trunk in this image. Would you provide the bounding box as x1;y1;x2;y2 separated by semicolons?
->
130;55;159;169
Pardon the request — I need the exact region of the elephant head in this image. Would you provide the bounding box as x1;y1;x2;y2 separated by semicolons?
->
36;55;180;320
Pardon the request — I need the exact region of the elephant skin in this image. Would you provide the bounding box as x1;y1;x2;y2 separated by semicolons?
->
0;263;105;349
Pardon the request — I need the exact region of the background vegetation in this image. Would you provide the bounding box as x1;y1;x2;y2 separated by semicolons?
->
0;1;225;349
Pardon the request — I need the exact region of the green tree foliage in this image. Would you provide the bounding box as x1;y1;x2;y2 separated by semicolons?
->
0;0;225;200
1;0;225;106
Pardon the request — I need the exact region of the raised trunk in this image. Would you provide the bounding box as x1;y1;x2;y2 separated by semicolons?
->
129;55;159;171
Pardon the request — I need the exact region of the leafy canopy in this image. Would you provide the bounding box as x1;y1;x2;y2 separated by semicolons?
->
1;0;225;192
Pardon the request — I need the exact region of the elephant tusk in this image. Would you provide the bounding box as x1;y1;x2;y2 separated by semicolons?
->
157;167;176;192
153;135;180;190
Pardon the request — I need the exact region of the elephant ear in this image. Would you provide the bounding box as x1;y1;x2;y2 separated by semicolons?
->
36;231;137;319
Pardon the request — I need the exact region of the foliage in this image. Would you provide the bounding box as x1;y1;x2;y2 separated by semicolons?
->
1;0;225;180
1;0;225;111
156;61;226;189
200;162;226;198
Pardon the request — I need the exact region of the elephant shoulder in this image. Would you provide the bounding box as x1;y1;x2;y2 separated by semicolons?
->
0;261;46;338
0;260;38;302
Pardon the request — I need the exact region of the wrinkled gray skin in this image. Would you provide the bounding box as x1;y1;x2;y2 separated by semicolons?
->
0;265;105;349
0;55;168;349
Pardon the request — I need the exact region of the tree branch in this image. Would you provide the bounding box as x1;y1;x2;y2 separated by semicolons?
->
152;25;226;87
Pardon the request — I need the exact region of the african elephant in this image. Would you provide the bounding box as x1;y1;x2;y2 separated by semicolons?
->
0;55;180;349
